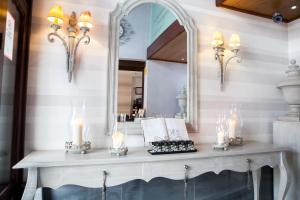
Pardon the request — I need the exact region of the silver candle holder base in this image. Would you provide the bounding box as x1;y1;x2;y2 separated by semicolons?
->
110;147;128;156
65;141;91;154
213;143;229;151
229;137;243;146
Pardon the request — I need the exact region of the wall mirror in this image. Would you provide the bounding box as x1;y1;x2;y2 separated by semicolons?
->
107;0;198;135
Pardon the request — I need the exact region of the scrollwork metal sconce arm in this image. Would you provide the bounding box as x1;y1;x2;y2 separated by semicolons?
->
214;47;242;90
47;15;91;83
73;31;91;57
48;31;70;72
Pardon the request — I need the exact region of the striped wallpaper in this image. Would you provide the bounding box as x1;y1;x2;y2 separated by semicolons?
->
288;19;300;62
25;0;290;151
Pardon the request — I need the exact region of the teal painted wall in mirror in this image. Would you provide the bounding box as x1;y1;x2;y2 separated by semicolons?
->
149;4;176;43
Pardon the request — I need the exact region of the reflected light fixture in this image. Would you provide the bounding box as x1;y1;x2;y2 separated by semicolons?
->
211;31;242;90
291;5;297;10
47;5;93;82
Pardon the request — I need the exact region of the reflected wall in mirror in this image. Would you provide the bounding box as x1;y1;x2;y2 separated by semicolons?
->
118;60;145;121
108;0;198;135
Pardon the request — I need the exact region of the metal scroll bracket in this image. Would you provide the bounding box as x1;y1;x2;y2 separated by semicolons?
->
184;165;189;200
102;171;108;200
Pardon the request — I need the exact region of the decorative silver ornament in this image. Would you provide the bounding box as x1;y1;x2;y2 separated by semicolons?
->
119;18;135;45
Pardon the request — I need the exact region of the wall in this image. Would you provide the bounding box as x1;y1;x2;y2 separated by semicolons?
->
117;71;134;115
288;18;300;62
144;60;186;117
117;70;142;115
119;4;151;60
26;0;289;151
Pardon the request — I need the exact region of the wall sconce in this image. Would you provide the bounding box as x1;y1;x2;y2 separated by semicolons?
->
47;5;93;82
211;31;242;90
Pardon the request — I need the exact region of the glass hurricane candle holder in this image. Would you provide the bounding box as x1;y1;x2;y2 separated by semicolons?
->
228;104;244;146
213;113;229;151
66;102;91;154
110;115;128;156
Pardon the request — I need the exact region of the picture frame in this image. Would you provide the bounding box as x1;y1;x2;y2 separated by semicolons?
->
135;87;143;95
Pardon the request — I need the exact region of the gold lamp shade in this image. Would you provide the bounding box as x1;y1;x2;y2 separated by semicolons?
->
47;5;64;25
229;34;241;49
78;11;93;29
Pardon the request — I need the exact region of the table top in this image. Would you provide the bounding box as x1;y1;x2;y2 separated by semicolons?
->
13;142;289;169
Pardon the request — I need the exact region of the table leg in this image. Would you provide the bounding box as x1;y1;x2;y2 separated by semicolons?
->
252;168;261;200
278;152;290;200
22;167;38;200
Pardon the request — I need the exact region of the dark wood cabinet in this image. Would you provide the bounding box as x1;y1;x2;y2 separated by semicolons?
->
0;0;32;199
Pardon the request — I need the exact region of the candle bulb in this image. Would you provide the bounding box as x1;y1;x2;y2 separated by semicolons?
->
211;31;224;47
229;34;241;49
72;118;84;146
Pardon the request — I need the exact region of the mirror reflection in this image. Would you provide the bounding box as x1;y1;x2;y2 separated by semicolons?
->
117;3;187;122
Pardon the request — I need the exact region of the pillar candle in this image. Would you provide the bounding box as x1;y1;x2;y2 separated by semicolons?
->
228;119;236;138
217;131;225;145
228;114;237;138
112;131;124;149
72;118;84;146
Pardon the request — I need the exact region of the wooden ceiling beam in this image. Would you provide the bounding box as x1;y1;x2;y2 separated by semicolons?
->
216;0;300;23
147;20;186;63
216;0;226;7
218;4;288;22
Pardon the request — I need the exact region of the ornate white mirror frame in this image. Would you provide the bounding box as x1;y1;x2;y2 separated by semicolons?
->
106;0;198;135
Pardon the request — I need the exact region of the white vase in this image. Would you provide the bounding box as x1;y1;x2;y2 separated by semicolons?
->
277;59;300;121
175;87;187;119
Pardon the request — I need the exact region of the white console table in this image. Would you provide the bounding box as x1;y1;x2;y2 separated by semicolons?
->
14;142;290;200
